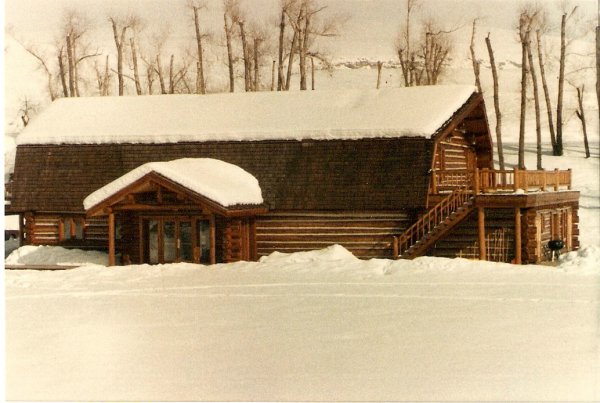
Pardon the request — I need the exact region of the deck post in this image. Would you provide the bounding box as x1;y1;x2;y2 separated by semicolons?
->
554;168;560;191
392;236;399;259
474;167;480;194
514;208;522;264
478;207;486;260
567;169;572;190
108;211;116;266
513;167;519;192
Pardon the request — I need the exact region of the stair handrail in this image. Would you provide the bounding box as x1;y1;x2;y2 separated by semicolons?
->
394;186;474;258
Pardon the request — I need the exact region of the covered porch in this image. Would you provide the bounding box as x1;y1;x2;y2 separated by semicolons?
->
84;158;267;266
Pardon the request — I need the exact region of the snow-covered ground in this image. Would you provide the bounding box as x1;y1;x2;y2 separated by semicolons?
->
5;243;600;401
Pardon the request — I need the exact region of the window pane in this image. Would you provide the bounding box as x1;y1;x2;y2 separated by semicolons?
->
163;221;176;262
180;221;192;262
147;220;159;264
197;220;211;263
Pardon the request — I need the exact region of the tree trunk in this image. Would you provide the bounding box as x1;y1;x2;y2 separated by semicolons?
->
254;37;260;91
193;6;206;94
271;60;276;91
277;9;286;91
470;19;482;93
556;13;567;156
310;56;315;90
576;86;591;158
224;13;234;93
110;19;126;96
66;34;75;97
398;49;409;87
72;40;80;97
535;30;557;153
130;37;142;95
526;39;542;170
298;6;308;90
376;61;383;89
518;26;529;169
485;33;505;170
58;49;69;97
103;55;110;96
238;21;250;92
169;54;175;94
285;29;298;91
156;55;166;94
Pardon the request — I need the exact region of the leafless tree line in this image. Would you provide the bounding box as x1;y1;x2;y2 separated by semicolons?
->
16;0;341;100
470;2;595;168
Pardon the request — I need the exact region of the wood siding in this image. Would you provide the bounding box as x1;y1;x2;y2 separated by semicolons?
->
428;209;516;262
256;211;414;259
22;213;108;246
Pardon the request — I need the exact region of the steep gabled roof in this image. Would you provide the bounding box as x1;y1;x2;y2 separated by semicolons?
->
17;85;477;145
84;158;264;215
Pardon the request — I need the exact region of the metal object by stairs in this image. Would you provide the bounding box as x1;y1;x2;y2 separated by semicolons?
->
394;187;475;259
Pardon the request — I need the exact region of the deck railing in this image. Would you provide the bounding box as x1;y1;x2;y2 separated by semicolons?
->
431;168;572;194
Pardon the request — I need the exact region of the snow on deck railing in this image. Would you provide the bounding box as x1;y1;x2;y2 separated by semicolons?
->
431;168;572;194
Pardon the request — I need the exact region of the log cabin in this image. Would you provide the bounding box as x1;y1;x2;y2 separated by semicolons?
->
8;85;579;265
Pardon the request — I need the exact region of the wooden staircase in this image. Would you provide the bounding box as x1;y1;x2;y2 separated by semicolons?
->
393;187;475;259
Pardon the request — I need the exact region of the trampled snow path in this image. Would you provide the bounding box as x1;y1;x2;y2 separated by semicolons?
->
5;248;600;401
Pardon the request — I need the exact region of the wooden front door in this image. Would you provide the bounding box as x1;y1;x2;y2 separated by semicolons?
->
142;216;211;264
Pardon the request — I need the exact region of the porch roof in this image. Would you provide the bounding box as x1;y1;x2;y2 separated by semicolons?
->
83;158;264;214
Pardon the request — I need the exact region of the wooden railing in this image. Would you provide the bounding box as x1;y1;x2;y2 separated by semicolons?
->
394;186;473;257
432;168;572;194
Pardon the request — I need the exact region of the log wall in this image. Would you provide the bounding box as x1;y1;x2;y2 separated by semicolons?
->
255;211;414;259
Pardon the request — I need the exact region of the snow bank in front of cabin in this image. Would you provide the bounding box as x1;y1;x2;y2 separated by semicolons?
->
83;158;263;210
5;244;600;401
16;86;476;145
5;245;109;266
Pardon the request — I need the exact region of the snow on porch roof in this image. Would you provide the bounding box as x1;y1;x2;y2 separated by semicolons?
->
83;158;264;211
18;85;477;145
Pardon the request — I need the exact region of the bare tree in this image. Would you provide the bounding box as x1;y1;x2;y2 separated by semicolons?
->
555;12;568;156
17;41;59;100
535;27;557;154
18;98;38;127
376;61;383;89
94;55;111;96
223;0;240;92
526;26;543;170
573;84;591;158
62;9;100;97
396;9;455;86
517;11;531;169
286;0;339;90
470;19;482;92
485;33;505;170
109;15;139;96
189;0;208;94
130;36;143;95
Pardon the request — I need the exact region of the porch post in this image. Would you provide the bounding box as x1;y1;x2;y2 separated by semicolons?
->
209;215;216;264
108;210;116;266
514;208;522;264
478;207;486;260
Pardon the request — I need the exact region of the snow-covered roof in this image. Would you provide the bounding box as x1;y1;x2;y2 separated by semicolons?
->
17;85;477;145
83;158;264;210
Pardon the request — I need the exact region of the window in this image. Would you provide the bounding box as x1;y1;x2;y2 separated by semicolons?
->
61;217;85;241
